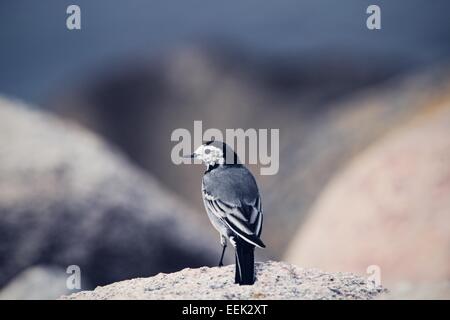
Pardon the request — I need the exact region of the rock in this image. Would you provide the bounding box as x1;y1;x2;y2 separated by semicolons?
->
264;65;450;252
0;96;218;290
0;266;70;300
285;93;450;284
60;261;386;300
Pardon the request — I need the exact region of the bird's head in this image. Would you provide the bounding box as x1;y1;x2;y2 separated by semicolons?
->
186;140;240;168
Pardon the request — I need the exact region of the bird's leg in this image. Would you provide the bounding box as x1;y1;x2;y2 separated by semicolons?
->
218;235;227;267
218;245;226;267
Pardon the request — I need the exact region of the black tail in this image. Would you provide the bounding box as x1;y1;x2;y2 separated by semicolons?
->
235;239;255;285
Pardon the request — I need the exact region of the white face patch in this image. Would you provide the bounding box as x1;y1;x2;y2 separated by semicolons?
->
194;145;225;167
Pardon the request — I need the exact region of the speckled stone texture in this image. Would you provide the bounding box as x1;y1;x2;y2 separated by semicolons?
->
61;261;386;300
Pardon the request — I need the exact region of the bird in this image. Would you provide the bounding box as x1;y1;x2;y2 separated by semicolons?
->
185;140;265;285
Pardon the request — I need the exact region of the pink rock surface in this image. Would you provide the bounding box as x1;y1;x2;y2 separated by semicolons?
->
285;100;450;284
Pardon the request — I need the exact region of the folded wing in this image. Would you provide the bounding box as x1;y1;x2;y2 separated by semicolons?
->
203;190;265;248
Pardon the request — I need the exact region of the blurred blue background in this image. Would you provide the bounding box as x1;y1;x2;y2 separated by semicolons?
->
1;0;450;102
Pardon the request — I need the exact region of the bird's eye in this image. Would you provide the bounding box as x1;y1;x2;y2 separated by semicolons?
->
204;148;211;154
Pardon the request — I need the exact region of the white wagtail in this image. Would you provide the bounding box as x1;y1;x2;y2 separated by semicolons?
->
185;140;265;285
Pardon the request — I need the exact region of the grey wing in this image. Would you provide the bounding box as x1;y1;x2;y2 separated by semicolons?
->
202;188;265;248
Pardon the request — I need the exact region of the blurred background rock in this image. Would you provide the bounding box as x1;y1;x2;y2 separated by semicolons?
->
0;266;71;300
0;97;218;298
285;82;450;283
0;0;449;298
